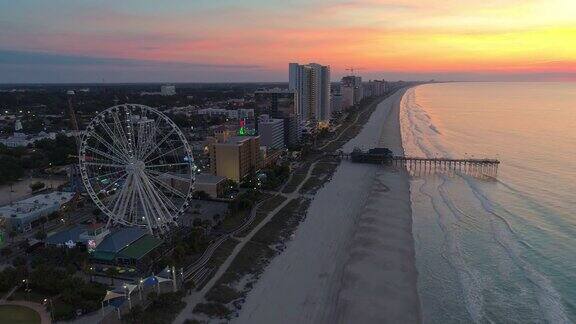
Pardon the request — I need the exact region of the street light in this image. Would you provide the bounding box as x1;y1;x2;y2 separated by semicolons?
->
123;283;132;309
138;279;144;300
44;298;54;321
22;279;30;300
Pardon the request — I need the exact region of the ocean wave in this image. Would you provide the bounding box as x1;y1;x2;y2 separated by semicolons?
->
400;86;571;323
417;175;486;323
463;176;571;323
400;88;449;158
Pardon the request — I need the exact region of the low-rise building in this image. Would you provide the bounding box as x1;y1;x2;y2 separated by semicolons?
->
0;191;76;232
196;108;255;120
194;173;227;198
45;223;110;249
0;131;57;148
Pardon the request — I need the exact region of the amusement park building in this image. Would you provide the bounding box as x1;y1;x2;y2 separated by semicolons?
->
90;227;163;272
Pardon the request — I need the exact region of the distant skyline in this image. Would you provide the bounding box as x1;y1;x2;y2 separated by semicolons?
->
1;0;575;83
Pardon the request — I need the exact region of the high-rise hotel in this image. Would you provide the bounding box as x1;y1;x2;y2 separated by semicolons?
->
289;63;331;125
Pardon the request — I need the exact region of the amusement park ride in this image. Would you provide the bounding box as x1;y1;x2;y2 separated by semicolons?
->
78;104;196;236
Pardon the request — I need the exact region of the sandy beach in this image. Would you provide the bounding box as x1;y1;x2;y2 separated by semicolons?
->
234;88;421;323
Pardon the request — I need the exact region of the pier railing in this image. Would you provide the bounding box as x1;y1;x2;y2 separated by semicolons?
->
331;152;500;177
391;156;499;177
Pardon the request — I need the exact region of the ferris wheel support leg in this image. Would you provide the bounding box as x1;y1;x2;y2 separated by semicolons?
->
133;175;156;235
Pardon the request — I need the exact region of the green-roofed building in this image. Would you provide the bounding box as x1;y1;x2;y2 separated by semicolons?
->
117;235;163;261
90;227;164;273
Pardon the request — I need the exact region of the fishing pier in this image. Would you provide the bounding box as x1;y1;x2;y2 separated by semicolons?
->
333;148;500;177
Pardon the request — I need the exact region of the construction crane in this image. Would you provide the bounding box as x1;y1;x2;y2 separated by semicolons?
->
66;90;80;148
66;90;84;193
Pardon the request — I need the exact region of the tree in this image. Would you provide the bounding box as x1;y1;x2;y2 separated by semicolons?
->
0;155;24;185
222;179;238;191
29;181;46;192
193;190;210;200
183;280;195;295
12;256;26;267
126;305;144;323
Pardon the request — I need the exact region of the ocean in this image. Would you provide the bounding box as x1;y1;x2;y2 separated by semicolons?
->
400;82;576;323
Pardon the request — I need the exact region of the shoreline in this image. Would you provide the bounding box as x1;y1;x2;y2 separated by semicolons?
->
234;88;421;323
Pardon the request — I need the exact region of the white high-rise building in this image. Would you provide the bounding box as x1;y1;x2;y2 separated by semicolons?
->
289;63;331;124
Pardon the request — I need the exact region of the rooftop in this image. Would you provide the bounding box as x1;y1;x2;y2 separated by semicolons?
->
0;191;75;219
46;225;86;245
196;173;226;184
94;227;148;253
118;235;163;260
216;135;260;146
254;87;296;94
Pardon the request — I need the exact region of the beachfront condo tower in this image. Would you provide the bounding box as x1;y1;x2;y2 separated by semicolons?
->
289;63;331;125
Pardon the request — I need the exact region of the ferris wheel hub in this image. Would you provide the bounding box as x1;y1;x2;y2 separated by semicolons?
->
126;159;145;173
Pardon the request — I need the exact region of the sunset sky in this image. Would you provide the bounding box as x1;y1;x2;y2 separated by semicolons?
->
1;0;575;83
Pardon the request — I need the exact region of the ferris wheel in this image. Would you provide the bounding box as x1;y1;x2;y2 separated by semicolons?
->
79;104;195;235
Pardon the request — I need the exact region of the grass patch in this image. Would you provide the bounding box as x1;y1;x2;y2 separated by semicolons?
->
125;291;185;324
235;195;287;238
281;163;311;193
206;238;241;269
251;198;310;247
0;305;40;324
219;210;249;232
298;176;322;194
320;97;384;153
299;162;339;195
193;302;232;319
259;195;288;213
312;162;339;177
195;238;241;291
